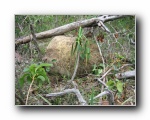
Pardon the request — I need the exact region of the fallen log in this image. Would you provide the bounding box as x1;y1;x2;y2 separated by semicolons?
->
115;70;135;79
15;15;124;45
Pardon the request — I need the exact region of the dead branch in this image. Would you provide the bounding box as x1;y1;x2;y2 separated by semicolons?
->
46;88;87;105
94;77;114;105
115;70;135;79
130;38;135;45
29;24;42;58
91;91;109;100
118;64;133;70
121;96;134;105
15;15;124;45
97;20;110;33
63;52;80;90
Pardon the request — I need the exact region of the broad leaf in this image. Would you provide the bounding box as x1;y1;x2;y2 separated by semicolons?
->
19;73;29;87
51;59;57;63
107;80;115;89
19;77;24;88
35;63;52;73
23;67;29;72
27;76;32;84
97;69;102;75
37;76;45;82
116;81;123;93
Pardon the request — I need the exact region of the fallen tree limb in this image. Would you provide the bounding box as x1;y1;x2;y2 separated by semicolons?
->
94;77;114;105
115;70;135;79
46;88;87;105
15;15;124;45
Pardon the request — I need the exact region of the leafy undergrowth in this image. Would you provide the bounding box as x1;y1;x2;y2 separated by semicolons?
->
15;75;135;105
15;50;135;105
15;32;135;106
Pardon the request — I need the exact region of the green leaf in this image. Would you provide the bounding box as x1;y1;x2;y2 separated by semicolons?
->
19;77;24;88
27;75;33;84
97;69;102;75
23;67;29;73
35;63;52;73
85;47;90;53
19;73;29;87
38;80;43;87
46;67;50;72
51;59;57;63
71;43;74;56
116;81;123;93
40;63;53;67
73;40;78;54
93;64;97;69
99;63;104;68
78;27;83;38
37;76;45;82
107;80;115;89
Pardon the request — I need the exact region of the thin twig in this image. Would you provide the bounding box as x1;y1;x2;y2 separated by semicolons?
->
30;24;42;59
38;94;51;105
118;64;133;70
96;68;112;81
25;76;35;105
121;96;134;105
70;52;80;82
94;35;106;72
64;52;80;89
94;77;114;105
97;21;110;33
94;34;106;104
90;91;109;100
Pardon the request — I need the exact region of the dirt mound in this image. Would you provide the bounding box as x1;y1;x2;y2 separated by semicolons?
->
43;35;102;76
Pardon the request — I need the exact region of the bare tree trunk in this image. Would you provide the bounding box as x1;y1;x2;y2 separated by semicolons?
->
15;15;124;45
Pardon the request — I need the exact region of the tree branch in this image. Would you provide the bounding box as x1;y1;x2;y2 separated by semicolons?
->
94;77;114;105
115;70;135;79
63;52;80;90
46;88;87;105
15;15;125;46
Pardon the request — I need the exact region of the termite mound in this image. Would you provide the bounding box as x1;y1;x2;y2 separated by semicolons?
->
43;35;102;77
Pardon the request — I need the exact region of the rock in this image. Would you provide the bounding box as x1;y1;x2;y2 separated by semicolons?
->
43;35;102;76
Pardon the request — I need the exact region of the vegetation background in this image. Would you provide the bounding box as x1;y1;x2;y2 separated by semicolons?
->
15;15;135;105
1;0;149;120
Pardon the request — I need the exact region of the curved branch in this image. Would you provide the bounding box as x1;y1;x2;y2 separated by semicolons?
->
46;88;87;105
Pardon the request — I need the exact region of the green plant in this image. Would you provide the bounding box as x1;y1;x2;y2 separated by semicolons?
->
115;53;125;61
89;87;100;105
71;27;90;65
92;63;103;76
106;79;124;93
89;87;94;105
19;62;54;105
